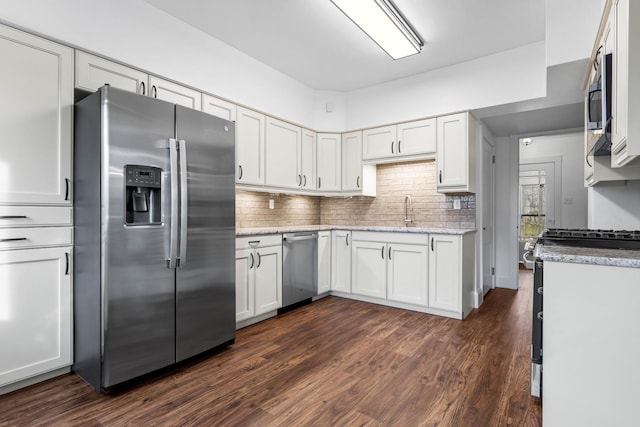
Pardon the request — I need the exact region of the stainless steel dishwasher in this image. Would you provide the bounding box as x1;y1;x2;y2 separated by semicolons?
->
282;232;318;309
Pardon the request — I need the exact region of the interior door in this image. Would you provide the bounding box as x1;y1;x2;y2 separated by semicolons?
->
175;105;236;362
482;138;495;296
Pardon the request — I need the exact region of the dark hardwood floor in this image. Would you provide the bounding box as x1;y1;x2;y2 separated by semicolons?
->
0;271;541;426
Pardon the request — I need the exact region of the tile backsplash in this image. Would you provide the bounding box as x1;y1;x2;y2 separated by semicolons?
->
320;161;475;229
236;160;475;229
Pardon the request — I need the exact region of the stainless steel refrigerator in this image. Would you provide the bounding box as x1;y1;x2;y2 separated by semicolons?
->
73;86;235;391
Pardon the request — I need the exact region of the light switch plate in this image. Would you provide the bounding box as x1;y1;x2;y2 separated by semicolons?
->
269;199;275;209
453;199;461;210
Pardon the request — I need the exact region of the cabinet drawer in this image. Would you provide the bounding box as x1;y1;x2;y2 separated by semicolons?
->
351;231;428;245
0;207;72;228
0;227;72;250
236;234;282;250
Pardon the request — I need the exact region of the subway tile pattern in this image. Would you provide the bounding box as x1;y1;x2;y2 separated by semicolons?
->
236;161;475;230
320;161;475;229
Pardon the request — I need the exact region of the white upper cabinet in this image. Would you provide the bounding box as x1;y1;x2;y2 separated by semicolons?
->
265;117;301;190
363;125;396;160
362;119;436;164
76;51;146;94
148;76;202;110
0;24;73;205
317;133;342;192
300;129;317;191
436;112;476;193
397;118;437;157
202;94;236;122
342;131;363;192
611;0;640;167
236;106;265;185
76;51;201;110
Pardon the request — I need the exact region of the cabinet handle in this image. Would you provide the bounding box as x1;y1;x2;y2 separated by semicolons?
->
303;175;307;187
356;176;360;188
381;246;385;259
65;178;70;201
388;246;392;260
248;240;260;245
238;165;243;180
298;174;302;186
391;141;394;154
318;177;321;189
0;237;27;243
439;170;442;183
431;237;434;251
537;287;543;295
140;81;146;95
65;252;70;275
256;252;261;268
0;216;27;219
398;140;402;153
346;233;349;246
537;312;543;321
152;85;158;98
249;252;254;268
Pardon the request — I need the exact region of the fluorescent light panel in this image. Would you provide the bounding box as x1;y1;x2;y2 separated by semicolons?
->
330;0;423;60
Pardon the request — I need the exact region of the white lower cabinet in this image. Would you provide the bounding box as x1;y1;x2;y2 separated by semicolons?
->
0;247;72;388
351;232;429;304
387;243;428;306
331;230;352;293
428;234;475;318
235;235;282;325
317;231;331;294
351;240;388;299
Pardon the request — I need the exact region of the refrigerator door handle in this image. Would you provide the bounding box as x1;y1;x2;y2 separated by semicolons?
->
178;139;188;267
167;138;179;268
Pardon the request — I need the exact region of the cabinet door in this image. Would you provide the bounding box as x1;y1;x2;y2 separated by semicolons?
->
148;76;202;110
317;231;332;294
317;133;342;192
301;129;317;190
612;0;628;156
265;117;301;189
331;230;352;293
0;25;73;205
0;247;72;387
235;248;254;322
254;246;282;315
436;113;469;190
351;240;387;299
428;235;461;312
363;125;396;160
342;131;363;191
387;243;428;306
397;118;436;157
202;94;236;121
75;51;146;94
236;106;265;185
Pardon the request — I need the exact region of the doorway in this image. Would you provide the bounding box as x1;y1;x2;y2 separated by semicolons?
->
482;137;495;296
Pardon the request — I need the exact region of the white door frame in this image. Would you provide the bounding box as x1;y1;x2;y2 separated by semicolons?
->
481;136;496;298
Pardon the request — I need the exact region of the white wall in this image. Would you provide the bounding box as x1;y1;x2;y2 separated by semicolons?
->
588;181;640;229
520;132;588;229
344;42;547;130
545;0;604;66
494;136;519;289
0;0;318;129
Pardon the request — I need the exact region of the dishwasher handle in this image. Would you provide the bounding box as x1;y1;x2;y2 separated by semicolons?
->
283;233;318;242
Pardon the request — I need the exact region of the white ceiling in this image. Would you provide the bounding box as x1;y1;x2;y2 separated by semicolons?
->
145;0;546;92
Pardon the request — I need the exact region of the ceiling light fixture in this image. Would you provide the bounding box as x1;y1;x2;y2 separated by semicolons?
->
330;0;423;60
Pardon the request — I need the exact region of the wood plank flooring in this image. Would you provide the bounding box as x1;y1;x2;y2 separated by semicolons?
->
0;271;541;426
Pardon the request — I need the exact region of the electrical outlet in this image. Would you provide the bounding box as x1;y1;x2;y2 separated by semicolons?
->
453;199;461;210
563;197;574;205
269;199;275;209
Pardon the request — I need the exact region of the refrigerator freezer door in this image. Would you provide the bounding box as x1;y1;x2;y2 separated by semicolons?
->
101;87;177;387
174;106;236;361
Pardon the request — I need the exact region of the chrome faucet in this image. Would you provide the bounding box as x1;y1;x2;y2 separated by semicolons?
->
403;195;413;226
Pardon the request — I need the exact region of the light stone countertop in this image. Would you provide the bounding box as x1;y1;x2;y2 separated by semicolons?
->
538;244;640;268
236;225;476;236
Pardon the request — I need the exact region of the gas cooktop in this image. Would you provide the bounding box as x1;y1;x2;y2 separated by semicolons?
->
538;228;640;250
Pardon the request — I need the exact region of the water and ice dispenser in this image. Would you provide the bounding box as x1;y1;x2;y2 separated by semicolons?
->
124;165;162;225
